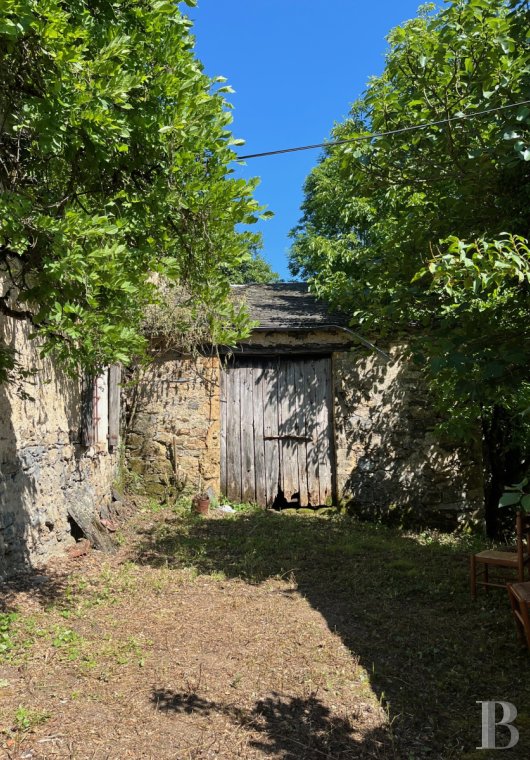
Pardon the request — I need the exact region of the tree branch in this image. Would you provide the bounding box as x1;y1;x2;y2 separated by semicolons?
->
0;294;35;323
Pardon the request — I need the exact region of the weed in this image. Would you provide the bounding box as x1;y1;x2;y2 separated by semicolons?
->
124;468;144;495
14;705;50;733
172;490;195;514
0;612;19;657
115;529;126;546
143;498;165;514
52;626;80;648
228;500;261;514
0;613;42;663
99;635;147;667
51;626;84;661
209;570;227;581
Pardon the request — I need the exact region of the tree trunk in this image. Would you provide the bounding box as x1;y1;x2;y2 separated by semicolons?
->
481;405;522;538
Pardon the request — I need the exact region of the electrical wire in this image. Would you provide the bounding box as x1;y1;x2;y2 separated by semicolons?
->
236;98;530;160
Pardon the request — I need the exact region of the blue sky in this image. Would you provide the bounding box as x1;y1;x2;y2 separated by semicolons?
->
189;1;423;280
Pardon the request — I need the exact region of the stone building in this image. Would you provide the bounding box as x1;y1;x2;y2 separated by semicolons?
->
0;313;120;578
128;283;484;527
0;281;485;577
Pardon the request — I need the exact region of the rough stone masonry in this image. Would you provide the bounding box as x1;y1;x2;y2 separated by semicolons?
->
0;316;117;578
127;336;484;529
125;354;220;500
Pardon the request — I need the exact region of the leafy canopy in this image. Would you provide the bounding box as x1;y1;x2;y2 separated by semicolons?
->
0;0;267;373
228;249;279;285
290;0;530;439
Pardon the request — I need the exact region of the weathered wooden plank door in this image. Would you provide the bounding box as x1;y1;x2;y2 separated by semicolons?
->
262;359;280;507
221;356;334;507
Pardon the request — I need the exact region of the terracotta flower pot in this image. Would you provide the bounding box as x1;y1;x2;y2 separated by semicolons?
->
194;497;210;515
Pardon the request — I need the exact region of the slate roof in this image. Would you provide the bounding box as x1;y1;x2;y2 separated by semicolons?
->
231;282;349;330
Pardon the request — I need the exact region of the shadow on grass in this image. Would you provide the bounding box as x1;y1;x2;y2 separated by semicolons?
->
151;688;392;759
136;511;530;759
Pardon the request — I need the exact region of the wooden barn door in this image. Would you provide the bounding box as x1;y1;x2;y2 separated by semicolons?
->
221;356;334;507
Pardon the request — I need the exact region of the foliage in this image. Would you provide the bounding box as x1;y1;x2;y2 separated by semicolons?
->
227;250;279;284
142;281;257;354
498;476;530;511
0;611;19;656
138;246;276;360
0;342;15;384
289;0;530;525
0;0;265;374
419;234;530;301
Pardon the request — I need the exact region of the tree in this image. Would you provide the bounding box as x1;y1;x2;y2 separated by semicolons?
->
289;0;530;532
228;250;279;284
0;0;265;375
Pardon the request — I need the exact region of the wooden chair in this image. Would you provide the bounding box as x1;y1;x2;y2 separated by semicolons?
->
507;582;530;649
470;511;530;598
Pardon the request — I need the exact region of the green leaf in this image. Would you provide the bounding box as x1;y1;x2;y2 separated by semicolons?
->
0;0;268;373
287;0;530;486
499;492;522;507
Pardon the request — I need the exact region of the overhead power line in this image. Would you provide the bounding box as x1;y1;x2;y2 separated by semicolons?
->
236;99;530;160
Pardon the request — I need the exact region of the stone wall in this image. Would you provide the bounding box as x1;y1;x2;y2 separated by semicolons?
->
0;317;117;579
126;336;484;528
126;354;220;499
333;345;484;528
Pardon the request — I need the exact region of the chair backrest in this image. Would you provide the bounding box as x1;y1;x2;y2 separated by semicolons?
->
516;511;530;575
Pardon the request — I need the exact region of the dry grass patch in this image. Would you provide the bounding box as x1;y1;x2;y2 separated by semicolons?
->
0;506;529;759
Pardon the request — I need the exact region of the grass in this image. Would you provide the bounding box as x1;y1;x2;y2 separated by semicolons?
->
0;506;529;759
136;509;530;757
